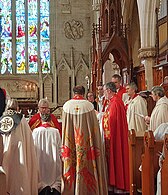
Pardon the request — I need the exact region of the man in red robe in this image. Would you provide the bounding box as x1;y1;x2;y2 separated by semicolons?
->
102;82;129;194
111;74;127;101
29;98;61;136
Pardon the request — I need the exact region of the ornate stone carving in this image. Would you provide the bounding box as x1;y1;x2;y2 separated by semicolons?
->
64;19;84;40
138;47;156;59
0;79;38;99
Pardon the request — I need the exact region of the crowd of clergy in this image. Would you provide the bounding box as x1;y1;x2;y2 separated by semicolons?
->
0;73;168;195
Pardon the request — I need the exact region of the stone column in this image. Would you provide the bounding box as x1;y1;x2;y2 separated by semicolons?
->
70;47;75;96
50;0;57;106
137;0;159;89
53;47;57;106
92;0;102;24
138;47;156;90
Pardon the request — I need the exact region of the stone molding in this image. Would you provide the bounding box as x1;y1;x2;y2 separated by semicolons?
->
58;54;71;73
75;53;89;75
138;47;156;59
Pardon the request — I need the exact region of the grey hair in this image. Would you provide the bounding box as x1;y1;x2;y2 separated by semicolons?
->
38;98;49;107
127;82;138;92
6;99;18;110
105;82;117;93
151;86;165;97
112;74;122;81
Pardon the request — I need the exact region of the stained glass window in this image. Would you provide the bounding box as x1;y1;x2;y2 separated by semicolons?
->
0;0;50;74
158;0;167;20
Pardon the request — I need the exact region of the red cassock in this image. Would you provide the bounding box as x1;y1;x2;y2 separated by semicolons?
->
29;113;62;136
117;86;126;100
102;94;129;191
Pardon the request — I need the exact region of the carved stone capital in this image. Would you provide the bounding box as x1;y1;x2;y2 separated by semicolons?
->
138;47;156;59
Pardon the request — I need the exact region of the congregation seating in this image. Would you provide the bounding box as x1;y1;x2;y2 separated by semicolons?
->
129;130;164;195
129;130;144;195
161;134;168;195
141;131;163;195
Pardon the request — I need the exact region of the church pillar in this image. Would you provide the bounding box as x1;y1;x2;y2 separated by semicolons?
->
38;45;43;99
138;47;156;89
70;47;75;96
92;0;101;24
137;0;159;89
53;47;57;106
38;71;43;99
50;0;57;105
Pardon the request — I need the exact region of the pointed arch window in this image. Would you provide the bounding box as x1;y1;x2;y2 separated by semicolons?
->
0;0;50;74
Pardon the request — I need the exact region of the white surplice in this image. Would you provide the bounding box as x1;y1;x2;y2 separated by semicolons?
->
2;117;38;195
126;95;148;132
32;126;62;193
150;96;168;131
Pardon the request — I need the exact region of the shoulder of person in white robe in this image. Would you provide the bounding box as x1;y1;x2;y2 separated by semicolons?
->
154;123;168;140
63;99;94;114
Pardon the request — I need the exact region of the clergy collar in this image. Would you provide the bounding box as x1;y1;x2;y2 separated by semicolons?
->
72;94;85;100
130;93;138;100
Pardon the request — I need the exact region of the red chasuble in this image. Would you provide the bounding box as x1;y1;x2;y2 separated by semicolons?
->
102;94;129;191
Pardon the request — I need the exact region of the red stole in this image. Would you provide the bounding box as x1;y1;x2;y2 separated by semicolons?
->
125;93;138;111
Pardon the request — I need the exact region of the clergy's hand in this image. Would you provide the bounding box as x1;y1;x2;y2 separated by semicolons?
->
144;116;150;126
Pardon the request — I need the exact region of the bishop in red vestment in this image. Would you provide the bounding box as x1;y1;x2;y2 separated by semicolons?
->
29;98;61;135
102;82;129;193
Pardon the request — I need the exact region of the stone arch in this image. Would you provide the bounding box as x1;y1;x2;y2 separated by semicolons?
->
75;53;89;92
43;74;53;102
137;0;159;48
57;54;71;105
122;0;141;68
